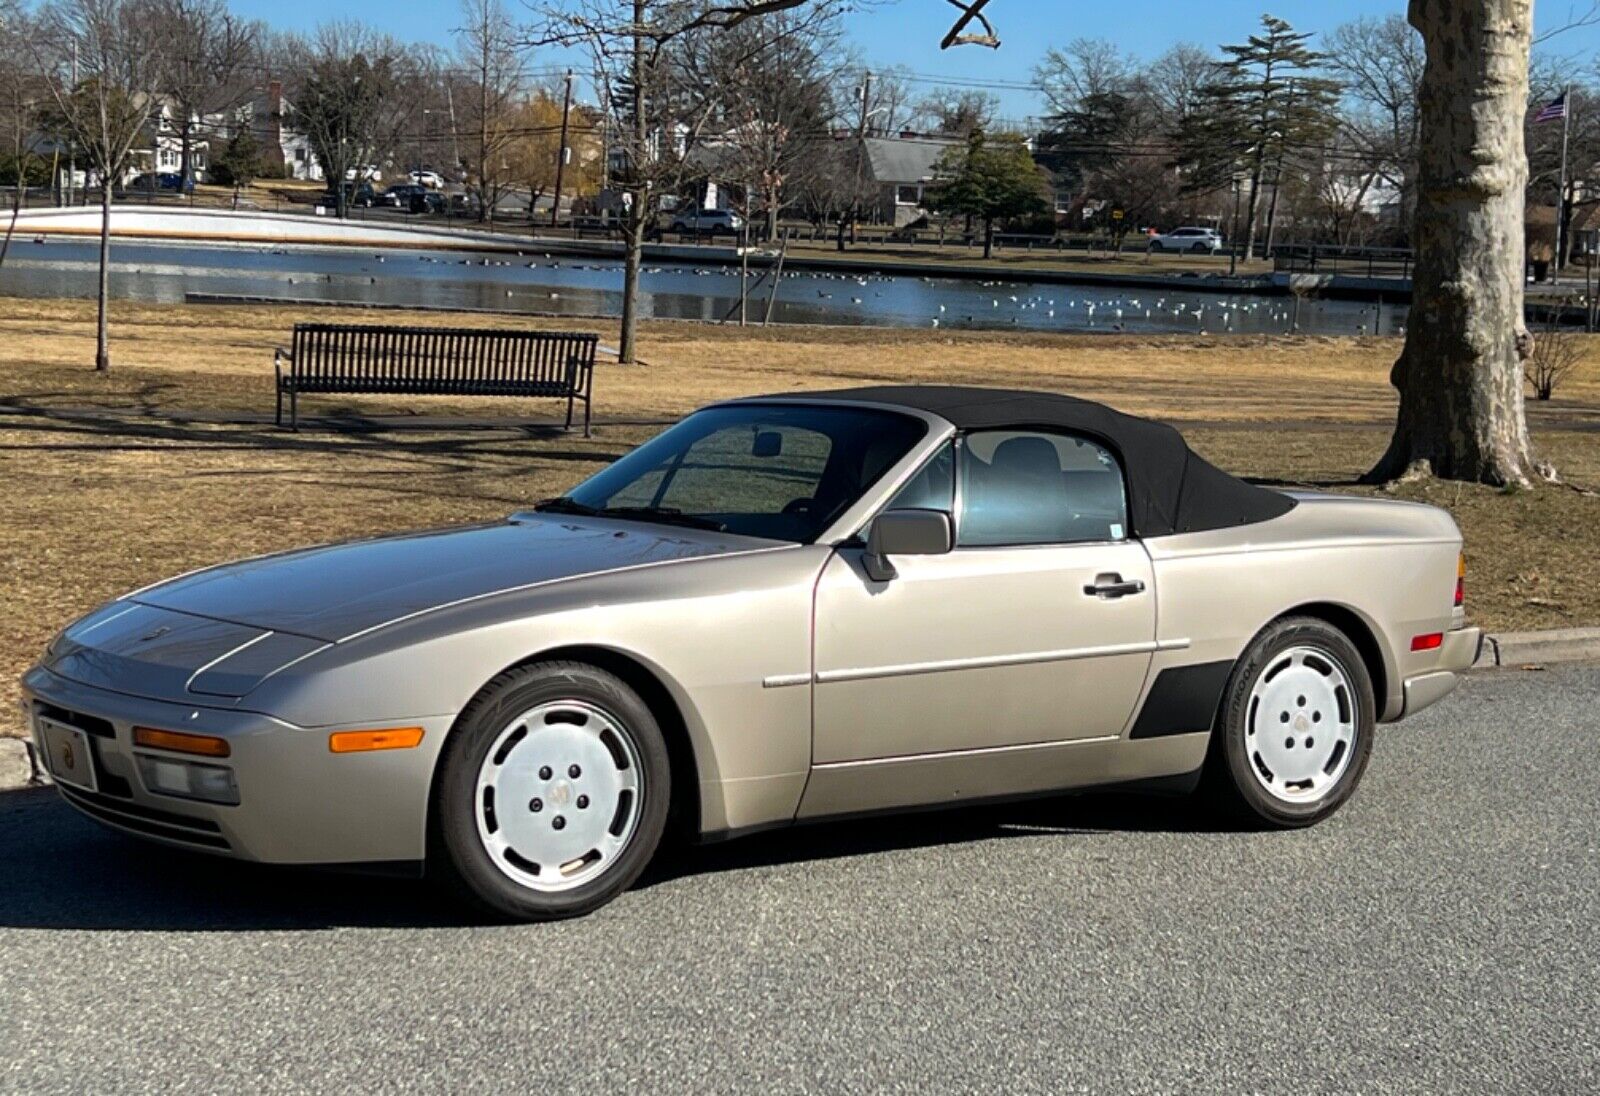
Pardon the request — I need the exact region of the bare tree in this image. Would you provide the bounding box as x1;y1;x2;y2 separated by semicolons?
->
531;1;1003;362
1326;14;1424;239
286;22;420;217
0;1;43;269
1524;315;1584;400
1035;37;1136;115
34;0;169;371
682;4;846;237
530;0;859;363
837;63;917;137
1143;42;1211;122
456;0;527;221
1366;0;1545;486
916;85;998;137
147;0;258;187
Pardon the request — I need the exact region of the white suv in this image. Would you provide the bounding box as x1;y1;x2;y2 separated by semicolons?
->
1149;226;1224;253
671;208;744;236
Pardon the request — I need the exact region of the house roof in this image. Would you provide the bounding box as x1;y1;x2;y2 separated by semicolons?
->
863;135;960;185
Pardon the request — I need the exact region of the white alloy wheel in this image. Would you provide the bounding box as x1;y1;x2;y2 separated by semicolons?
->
474;699;644;893
1244;645;1358;804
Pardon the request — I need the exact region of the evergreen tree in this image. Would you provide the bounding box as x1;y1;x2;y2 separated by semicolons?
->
926;131;1051;258
1175;15;1340;257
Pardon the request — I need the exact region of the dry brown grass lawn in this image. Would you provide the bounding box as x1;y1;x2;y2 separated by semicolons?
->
2;297;1598;738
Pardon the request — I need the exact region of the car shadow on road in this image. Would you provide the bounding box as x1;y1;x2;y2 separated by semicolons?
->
644;787;1238;888
0;785;1236;932
0;788;473;932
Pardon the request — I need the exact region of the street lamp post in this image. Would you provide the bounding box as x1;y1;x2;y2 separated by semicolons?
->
1228;173;1245;277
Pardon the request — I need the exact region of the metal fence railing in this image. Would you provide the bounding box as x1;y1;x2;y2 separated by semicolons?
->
1272;244;1414;281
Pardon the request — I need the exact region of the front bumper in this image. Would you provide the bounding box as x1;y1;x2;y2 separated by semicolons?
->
22;666;450;866
1398;626;1483;720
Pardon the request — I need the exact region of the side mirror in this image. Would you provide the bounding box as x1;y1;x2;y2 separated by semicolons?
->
863;509;953;583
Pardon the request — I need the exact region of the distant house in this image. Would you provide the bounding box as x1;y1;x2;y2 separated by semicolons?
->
230;81;323;182
132;99;208;181
862;134;962;227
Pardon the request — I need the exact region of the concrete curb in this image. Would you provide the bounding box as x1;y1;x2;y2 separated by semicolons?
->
0;737;39;793
2;626;1597;795
1473;627;1600;669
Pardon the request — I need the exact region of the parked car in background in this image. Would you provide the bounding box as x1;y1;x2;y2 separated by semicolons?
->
321;182;377;209
410;190;447;215
448;192;484;218
409;170;446;189
376;183;431;209
130;172;194;194
344;165;383;183
1148;226;1224;253
22;386;1480;921
671;207;744;236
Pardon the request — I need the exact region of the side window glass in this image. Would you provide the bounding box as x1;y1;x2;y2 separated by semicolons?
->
958;431;1128;547
886;440;955;512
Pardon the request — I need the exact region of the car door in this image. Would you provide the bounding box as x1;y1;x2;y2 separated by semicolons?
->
810;430;1157;771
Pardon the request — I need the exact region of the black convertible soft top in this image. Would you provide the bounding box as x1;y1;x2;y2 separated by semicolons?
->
791;385;1296;538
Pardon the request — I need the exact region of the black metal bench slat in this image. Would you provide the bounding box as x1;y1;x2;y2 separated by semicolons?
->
274;323;597;433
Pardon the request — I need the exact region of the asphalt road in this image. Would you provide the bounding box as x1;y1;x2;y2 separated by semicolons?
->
3;666;1597;1094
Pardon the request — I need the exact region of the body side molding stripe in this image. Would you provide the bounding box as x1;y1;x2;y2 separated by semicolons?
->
813;637;1190;686
813;733;1121;770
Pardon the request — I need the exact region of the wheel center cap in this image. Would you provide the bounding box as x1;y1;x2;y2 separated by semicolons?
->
1293;714;1310;732
549;781;572;806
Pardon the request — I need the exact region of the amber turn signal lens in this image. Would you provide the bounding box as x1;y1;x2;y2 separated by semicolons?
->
328;727;425;754
133;726;232;758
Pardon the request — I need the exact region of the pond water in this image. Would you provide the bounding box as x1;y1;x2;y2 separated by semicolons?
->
0;237;1408;337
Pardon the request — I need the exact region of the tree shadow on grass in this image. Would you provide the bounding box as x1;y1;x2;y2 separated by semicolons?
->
0;401;628;492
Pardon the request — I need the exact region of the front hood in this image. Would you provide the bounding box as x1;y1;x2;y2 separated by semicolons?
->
128;514;764;642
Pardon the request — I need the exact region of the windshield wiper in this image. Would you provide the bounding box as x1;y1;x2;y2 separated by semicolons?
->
532;496;603;516
596;506;728;532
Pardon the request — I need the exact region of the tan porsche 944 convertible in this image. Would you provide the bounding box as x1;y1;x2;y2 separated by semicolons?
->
25;387;1480;920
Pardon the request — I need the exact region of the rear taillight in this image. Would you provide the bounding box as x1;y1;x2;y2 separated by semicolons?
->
1455;553;1466;607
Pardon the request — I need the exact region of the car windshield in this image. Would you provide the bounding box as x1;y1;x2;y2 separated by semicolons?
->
548;404;928;543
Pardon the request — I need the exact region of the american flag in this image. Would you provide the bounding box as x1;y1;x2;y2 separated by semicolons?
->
1535;92;1569;124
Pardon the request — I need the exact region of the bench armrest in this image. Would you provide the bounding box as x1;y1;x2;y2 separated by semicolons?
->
273;346;294;366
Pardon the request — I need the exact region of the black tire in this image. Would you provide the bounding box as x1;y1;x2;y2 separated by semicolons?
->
433;661;672;921
1150;241;1166;253
1202;616;1376;828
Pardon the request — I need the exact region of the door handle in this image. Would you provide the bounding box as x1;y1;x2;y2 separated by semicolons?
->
1084;573;1146;599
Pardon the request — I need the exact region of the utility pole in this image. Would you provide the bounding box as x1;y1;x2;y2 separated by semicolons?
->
445;82;461;180
1557;83;1572;276
842;69;871;251
66;38;78;206
551;69;574;227
1229;173;1244;277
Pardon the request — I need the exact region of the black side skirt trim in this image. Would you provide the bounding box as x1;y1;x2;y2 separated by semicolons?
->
1128;660;1235;739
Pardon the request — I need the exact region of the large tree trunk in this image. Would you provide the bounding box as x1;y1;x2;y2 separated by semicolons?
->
96;177;112;372
1366;0;1543;486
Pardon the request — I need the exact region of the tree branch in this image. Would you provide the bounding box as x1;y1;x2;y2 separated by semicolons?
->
940;0;999;49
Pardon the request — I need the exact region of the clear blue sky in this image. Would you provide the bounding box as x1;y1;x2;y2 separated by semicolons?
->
232;0;1600;121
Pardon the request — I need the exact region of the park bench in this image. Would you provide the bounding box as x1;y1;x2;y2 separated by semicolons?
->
273;323;599;434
